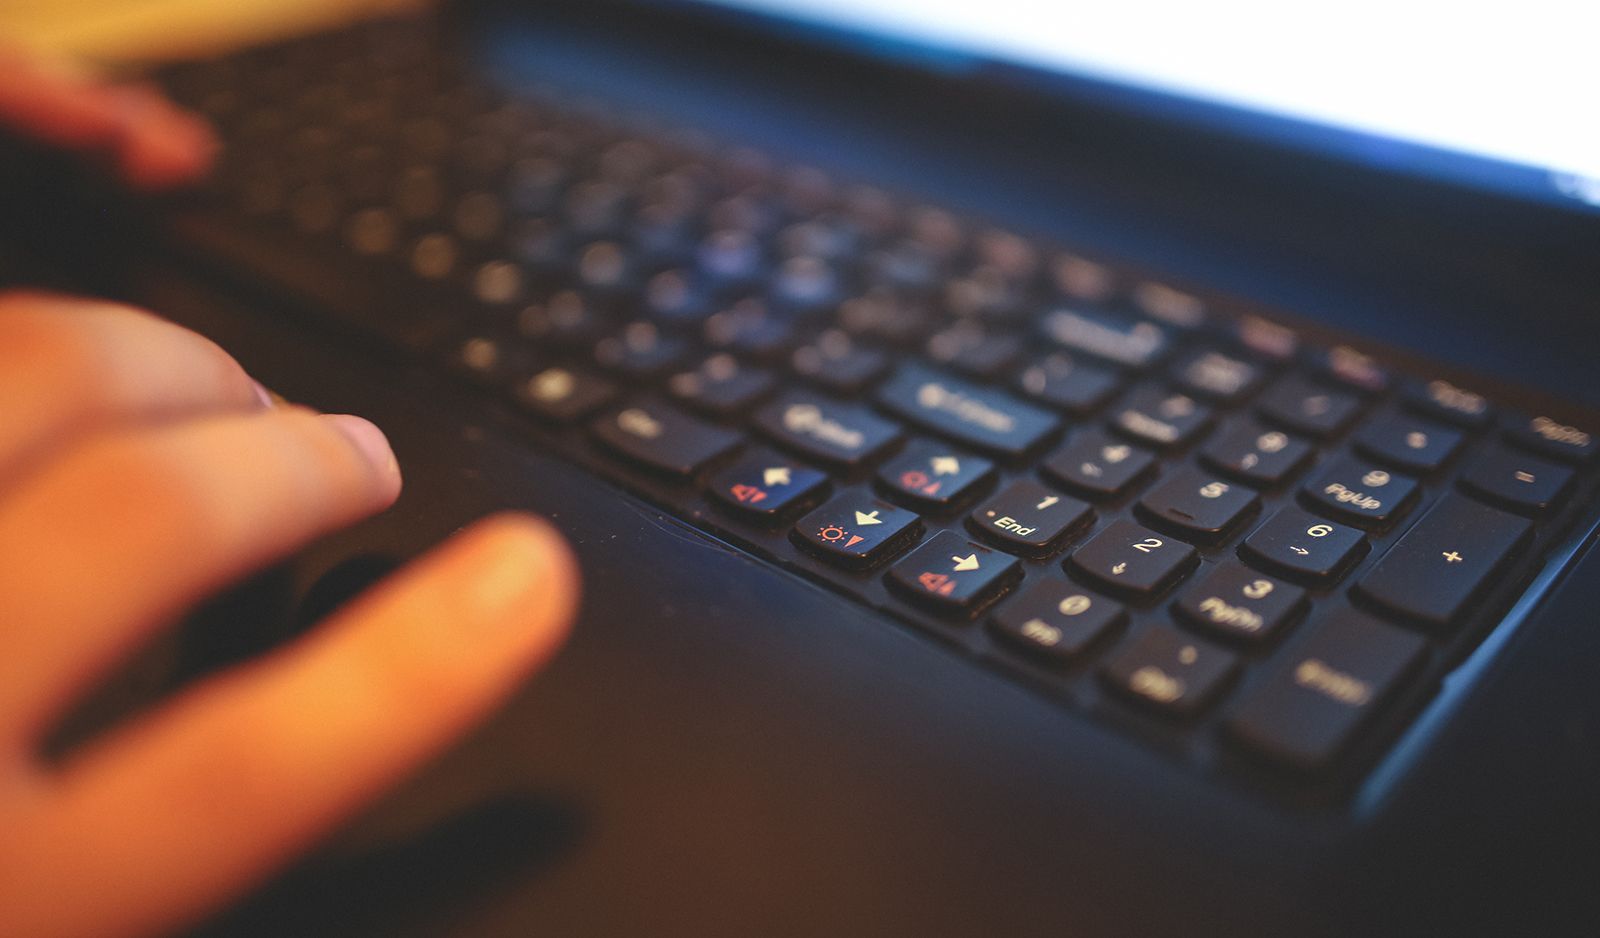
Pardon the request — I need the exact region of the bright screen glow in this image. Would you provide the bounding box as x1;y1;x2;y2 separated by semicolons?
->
700;0;1600;206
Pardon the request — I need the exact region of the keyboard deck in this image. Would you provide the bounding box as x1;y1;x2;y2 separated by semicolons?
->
154;17;1600;802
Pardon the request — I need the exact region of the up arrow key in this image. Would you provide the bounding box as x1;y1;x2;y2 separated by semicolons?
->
952;554;981;572
855;510;883;526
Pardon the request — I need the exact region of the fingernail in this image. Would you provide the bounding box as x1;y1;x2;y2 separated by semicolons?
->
251;380;275;409
326;414;400;480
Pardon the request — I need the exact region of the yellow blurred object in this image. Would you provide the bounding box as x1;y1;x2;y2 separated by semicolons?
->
0;0;429;63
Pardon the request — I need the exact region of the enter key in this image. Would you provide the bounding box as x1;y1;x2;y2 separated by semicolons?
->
1357;493;1532;627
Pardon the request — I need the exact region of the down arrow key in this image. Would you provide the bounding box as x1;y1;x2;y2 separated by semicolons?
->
888;531;1020;614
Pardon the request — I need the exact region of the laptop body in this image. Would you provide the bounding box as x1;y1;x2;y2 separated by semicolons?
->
3;1;1599;935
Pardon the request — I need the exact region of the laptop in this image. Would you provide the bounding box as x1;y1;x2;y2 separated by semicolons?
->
4;1;1599;934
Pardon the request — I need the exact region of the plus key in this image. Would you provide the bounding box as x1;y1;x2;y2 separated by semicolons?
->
1357;493;1531;627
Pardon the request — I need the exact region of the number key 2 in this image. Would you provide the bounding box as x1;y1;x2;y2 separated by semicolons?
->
1068;520;1198;598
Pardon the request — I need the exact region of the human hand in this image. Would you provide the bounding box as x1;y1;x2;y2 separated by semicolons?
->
0;39;216;189
0;293;580;937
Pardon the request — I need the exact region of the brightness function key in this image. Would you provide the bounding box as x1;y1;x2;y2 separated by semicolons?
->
793;497;920;569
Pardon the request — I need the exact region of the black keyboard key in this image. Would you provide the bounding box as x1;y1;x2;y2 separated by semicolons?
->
1404;378;1493;428
667;355;776;417
968;480;1093;556
1240;508;1368;582
989;581;1124;663
1170;348;1262;402
1015;352;1121;416
1256;376;1362;438
1199;419;1315;488
1040;308;1169;368
593;321;691;379
1353;411;1464;473
755;392;904;468
1506;414;1599;464
1317;345;1390;394
791;330;890;393
706;451;829;522
1174;564;1305;643
513;365;618;422
769;255;842;314
836;289;935;344
1099;626;1239;717
1226;608;1426;772
643;269;714;325
1459;446;1573;515
516;290;609;348
1356;493;1532;627
591;398;742;477
1041;430;1155;501
1109;386;1212;450
875;364;1060;458
887;531;1021;614
876;443;995;511
705;298;799;361
1136;467;1261;543
1299;455;1419;529
1068;520;1198;598
924;322;1023;378
793;496;921;569
1235;315;1299;362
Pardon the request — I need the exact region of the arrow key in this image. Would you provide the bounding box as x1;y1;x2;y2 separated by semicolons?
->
707;449;830;523
876;442;996;511
887;530;1021;615
793;496;921;569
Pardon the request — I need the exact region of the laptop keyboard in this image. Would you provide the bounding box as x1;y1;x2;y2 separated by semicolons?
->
153;17;1600;796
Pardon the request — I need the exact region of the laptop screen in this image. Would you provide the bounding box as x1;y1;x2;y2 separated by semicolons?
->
681;1;1600;213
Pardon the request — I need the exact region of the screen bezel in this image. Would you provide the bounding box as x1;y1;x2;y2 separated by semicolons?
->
654;0;1596;215
468;0;1599;222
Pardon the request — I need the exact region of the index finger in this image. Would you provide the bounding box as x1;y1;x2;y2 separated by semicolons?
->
0;42;215;189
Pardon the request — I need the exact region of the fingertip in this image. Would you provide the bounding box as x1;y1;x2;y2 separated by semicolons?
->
321;413;402;503
459;513;581;658
107;86;218;190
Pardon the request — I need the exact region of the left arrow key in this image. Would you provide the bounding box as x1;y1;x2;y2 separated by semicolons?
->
793;497;921;569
